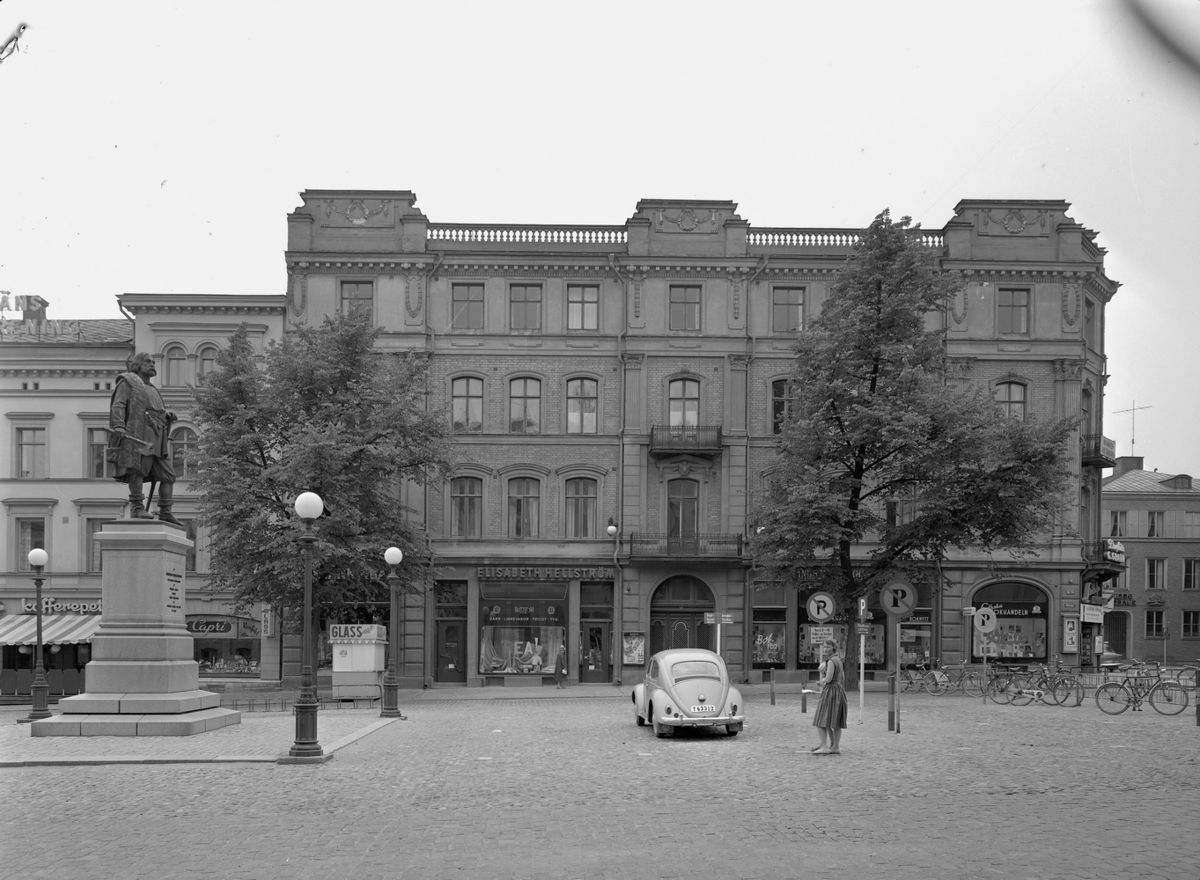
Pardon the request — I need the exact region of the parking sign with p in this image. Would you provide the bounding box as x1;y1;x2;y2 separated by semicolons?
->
879;581;916;619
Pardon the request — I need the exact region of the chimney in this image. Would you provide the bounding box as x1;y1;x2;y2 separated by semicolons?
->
1113;456;1144;477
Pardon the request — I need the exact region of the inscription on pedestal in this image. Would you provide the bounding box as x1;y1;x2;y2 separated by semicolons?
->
166;571;183;616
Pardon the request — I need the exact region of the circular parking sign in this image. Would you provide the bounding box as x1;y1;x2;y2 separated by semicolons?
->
973;607;997;634
879;581;917;618
806;592;836;623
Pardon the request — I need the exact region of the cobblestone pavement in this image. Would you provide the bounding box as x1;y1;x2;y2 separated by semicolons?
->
1;687;1197;880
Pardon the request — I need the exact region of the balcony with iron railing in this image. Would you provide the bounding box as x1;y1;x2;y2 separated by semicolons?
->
1081;434;1116;469
628;533;745;559
1082;539;1126;584
649;425;723;459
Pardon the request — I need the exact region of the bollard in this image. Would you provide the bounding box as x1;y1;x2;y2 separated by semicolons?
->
770;676;776;706
888;672;896;732
801;688;807;713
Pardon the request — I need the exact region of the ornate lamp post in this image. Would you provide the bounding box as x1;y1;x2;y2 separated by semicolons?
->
19;548;52;724
380;546;405;719
607;520;622;686
289;491;324;758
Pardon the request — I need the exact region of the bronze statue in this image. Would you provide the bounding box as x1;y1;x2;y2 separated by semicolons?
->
108;351;182;525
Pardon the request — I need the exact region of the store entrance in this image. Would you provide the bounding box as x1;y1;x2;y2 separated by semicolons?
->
436;620;466;682
580;622;610;683
649;576;716;655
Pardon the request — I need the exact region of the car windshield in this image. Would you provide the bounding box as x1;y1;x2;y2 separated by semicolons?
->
670;660;720;681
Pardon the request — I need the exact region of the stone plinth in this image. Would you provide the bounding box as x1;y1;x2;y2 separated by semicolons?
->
34;519;240;737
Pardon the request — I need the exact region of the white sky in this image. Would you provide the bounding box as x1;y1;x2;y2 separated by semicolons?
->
3;0;1198;474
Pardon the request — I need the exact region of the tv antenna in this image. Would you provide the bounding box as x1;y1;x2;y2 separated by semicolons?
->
1113;400;1152;454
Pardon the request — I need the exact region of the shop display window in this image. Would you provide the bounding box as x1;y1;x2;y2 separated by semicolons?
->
479;585;567;674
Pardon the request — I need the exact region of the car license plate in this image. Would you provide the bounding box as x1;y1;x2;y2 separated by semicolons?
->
691;705;717;713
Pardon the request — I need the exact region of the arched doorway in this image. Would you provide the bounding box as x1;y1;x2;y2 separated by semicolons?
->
969;582;1050;663
649;576;715;654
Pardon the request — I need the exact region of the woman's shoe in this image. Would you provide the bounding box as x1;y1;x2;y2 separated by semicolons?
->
812;748;832;755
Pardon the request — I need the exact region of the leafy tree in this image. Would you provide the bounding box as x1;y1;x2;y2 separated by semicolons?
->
189;313;454;626
754;210;1074;629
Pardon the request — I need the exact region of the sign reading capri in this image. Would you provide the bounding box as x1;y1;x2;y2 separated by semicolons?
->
879;581;917;619
806;592;836;623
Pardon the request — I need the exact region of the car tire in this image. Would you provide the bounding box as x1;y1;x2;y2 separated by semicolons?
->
635;708;646;727
652;710;671;738
726;723;742;736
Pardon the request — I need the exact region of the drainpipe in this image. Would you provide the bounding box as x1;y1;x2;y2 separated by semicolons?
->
421;251;443;686
608;254;629;685
742;257;767;679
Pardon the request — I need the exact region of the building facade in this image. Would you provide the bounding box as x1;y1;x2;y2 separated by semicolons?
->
1100;456;1200;666
1;191;1125;692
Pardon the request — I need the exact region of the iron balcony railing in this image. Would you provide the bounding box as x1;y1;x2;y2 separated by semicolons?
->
649;425;723;455
1081;434;1116;468
1082;539;1127;567
629;533;744;558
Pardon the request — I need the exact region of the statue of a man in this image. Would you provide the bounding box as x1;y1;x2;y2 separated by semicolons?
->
108;351;182;525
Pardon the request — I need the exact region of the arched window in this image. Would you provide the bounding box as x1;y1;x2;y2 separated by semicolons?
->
164;345;187;387
452;377;484;433
508;478;540;538
170;427;198;478
566;378;598;434
450;477;482;537
509;378;541;434
771;379;793;434
197;346;219;380
668;378;699;427
994;382;1026;420
564;478;597;538
970;582;1049;662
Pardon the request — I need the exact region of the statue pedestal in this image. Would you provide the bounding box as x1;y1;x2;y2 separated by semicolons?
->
32;520;240;737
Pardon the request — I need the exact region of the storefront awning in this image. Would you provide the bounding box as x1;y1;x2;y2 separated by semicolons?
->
0;614;103;646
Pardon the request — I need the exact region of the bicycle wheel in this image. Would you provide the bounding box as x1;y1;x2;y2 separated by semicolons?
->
901;672;918;693
924;671;949;696
1008;675;1034;706
1095;682;1132;715
1149;682;1189;716
988;675;1014;704
961;671;985;697
1053;677;1084;708
1176;667;1199;690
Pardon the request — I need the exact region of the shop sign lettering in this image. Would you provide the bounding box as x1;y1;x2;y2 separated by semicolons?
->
328;624;385;641
22;597;102;614
477;566;613;580
1103;540;1125;564
187;619;233;635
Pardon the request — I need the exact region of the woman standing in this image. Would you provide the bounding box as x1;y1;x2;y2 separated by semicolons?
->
811;639;847;755
554;643;569;688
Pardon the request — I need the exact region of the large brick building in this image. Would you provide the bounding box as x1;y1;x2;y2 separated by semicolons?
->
0;191;1124;692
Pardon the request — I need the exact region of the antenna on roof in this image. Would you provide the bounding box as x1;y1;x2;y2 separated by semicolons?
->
1113;400;1152;454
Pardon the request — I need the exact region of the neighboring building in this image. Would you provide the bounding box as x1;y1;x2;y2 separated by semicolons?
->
1101;456;1200;666
1;192;1125;692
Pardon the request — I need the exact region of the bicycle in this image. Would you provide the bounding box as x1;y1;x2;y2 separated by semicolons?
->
899;659;944;694
1173;659;1199;691
1095;663;1190;715
926;659;985;697
1045;658;1085;707
1000;663;1061;706
986;665;1026;704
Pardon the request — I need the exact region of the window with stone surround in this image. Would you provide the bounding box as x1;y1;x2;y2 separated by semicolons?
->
997;287;1030;335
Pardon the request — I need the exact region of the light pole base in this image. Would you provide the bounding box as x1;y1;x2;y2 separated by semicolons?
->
380;667;405;719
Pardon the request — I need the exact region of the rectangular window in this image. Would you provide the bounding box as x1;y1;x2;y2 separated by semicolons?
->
997;288;1029;334
451;377;484;433
1184;512;1200;539
1184;559;1199;591
566;378;598;434
1084;299;1097;350
564;478;597;539
567;284;599;331
86;518;110;572
180;519;198;572
1144;610;1164;638
510;284;542;331
17;518;45;570
771;286;804;332
1183;610;1200;639
1146;558;1165;590
1146;511;1164;537
451;477;482;538
1109;510;1126;537
452;283;484;330
669;285;701;331
771;380;792;434
340;281;374;319
508;478;540;538
17;428;47;479
88;428;113;479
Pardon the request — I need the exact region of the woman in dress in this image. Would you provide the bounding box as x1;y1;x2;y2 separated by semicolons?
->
811;639;847;755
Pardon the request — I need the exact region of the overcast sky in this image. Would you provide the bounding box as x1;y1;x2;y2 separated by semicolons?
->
3;0;1197;474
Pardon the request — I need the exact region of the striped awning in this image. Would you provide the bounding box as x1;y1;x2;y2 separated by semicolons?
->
0;614;103;646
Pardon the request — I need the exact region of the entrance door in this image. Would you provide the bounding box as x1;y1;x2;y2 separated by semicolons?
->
436;620;466;682
580;622;610;682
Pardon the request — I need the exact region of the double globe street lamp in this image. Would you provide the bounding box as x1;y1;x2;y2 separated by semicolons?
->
19;548;52;724
380;546;405;719
289;491;324;759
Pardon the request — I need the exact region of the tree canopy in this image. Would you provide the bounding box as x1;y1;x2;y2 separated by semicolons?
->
189;313;455;622
753;210;1075;604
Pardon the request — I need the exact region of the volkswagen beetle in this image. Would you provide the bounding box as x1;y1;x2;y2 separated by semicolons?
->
632;648;745;737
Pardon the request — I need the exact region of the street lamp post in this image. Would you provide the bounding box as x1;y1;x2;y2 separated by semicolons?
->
380;546;405;719
19;548;52;724
607;521;621;686
289;491;324;758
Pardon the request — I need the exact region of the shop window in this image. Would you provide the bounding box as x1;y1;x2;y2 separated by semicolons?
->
16;428;47;479
772;286;803;333
564;478;597;539
509;378;541;434
567;284;599;331
752;607;786;669
450;477;482;538
669;285;701;331
970;582;1049;662
566;378;598;434
451;377;484;434
1144;610;1165;638
88;428;113;479
507;477;540;538
452;283;484;330
478;585;565;674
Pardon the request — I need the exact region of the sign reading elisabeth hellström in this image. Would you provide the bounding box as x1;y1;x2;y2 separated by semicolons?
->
477;566;614;580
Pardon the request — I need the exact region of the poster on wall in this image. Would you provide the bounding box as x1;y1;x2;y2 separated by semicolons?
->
1062;616;1079;654
623;632;645;665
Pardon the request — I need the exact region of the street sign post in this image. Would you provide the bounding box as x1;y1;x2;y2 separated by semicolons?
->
974;607;997;704
880;580;916;733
